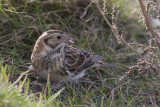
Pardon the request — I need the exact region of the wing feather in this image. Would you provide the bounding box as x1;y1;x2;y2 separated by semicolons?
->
64;45;101;74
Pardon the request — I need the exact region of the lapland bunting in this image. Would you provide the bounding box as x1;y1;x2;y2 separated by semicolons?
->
31;30;111;82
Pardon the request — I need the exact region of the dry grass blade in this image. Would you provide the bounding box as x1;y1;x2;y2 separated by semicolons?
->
12;70;30;86
80;1;93;19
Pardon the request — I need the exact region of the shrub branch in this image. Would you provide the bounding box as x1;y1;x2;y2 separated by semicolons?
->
138;0;160;50
94;0;141;56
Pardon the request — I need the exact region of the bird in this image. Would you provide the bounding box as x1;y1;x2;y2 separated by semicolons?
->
31;30;115;82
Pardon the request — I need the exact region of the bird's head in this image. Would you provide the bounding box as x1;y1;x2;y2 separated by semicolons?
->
40;30;75;49
31;30;75;59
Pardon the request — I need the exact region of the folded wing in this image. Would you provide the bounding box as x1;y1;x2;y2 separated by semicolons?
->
64;45;101;75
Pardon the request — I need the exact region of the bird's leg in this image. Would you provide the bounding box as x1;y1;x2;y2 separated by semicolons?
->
33;73;51;87
34;77;47;87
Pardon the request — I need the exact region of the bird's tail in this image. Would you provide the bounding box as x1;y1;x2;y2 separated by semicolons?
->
96;61;119;68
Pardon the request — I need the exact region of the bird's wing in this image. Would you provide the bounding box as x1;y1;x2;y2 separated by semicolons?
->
64;45;101;75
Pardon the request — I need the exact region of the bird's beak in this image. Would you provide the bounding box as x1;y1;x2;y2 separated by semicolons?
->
64;36;75;44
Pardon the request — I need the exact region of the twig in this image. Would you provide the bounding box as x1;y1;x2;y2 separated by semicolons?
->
94;0;142;56
138;0;160;50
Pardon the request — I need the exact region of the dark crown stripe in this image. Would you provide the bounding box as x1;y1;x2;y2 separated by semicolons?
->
46;30;65;35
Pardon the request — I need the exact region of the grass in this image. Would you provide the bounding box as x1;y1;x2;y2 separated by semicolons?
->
0;65;64;107
0;0;160;106
0;64;66;107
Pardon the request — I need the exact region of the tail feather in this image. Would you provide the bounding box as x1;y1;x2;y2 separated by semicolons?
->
96;61;119;68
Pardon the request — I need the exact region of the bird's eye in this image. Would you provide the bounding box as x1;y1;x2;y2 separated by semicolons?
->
56;36;61;39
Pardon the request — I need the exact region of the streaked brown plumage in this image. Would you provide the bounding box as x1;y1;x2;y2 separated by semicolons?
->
31;30;106;82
